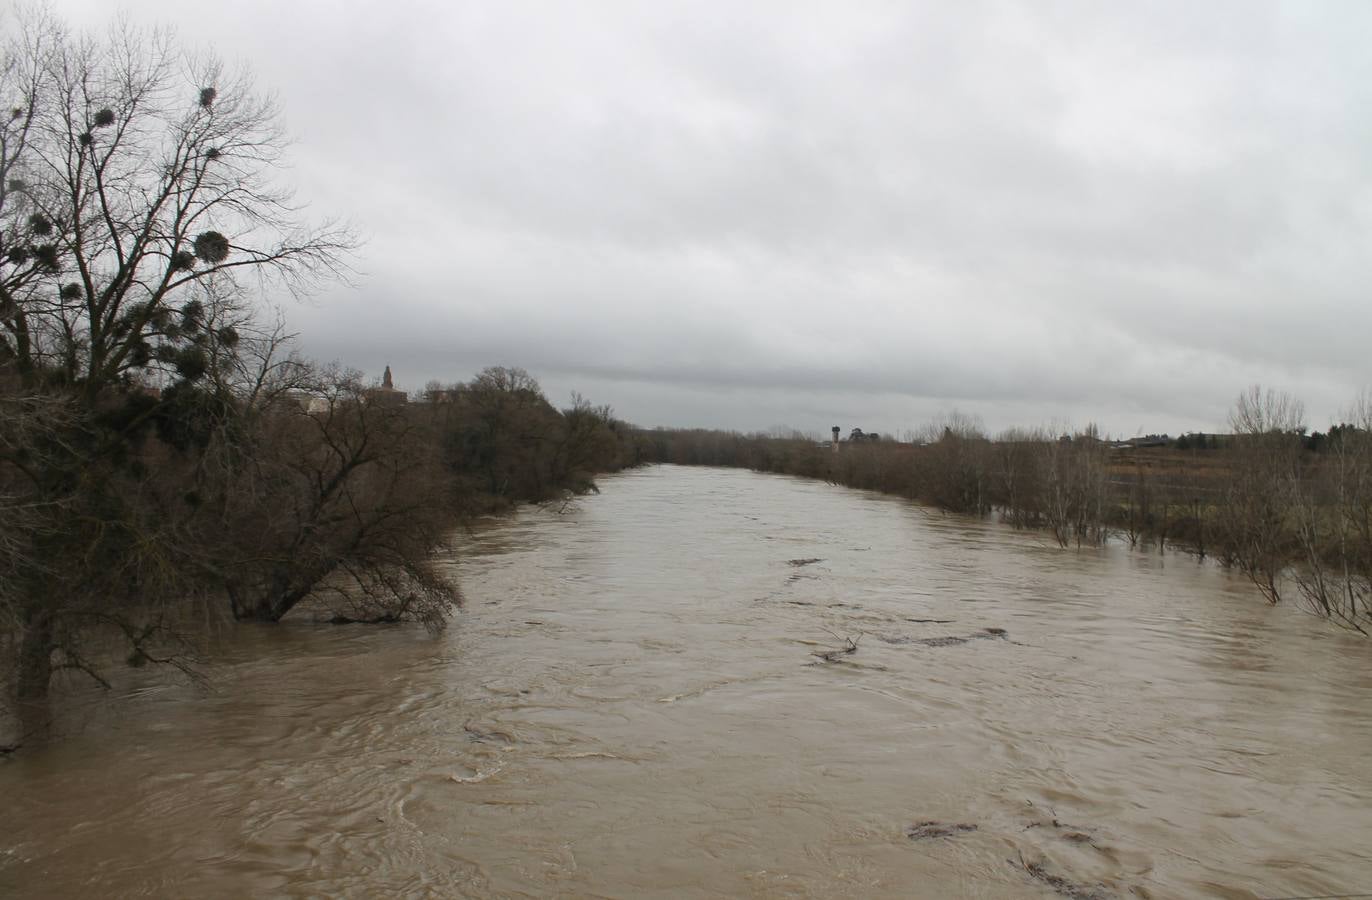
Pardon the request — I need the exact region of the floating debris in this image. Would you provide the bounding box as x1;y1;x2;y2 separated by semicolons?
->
881;628;1011;648
915;635;972;647
786;558;823;567
1014;854;1112;900
464;723;515;745
906;821;978;840
811;631;862;663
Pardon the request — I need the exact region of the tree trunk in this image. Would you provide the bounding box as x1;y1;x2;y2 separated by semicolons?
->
13;608;55;744
231;586;290;622
229;568;321;623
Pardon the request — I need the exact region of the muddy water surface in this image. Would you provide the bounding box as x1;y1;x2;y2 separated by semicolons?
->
2;465;1370;898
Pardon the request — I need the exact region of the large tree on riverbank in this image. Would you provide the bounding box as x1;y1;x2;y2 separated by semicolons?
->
0;8;351;740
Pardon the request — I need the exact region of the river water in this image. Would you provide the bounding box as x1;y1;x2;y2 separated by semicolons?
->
2;465;1370;898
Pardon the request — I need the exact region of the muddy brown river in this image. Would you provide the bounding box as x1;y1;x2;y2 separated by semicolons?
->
2;465;1370;898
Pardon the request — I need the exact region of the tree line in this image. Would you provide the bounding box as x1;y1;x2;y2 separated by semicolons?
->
0;14;642;747
638;387;1372;636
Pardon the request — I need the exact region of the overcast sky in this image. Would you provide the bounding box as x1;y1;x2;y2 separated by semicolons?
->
48;1;1372;437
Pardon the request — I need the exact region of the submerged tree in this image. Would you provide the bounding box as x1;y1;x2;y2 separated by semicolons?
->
0;10;352;740
1218;386;1306;603
208;365;458;629
1291;394;1372;632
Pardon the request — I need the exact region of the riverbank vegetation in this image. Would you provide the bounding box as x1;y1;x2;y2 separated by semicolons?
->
0;13;641;747
638;387;1372;636
4;8;1364;754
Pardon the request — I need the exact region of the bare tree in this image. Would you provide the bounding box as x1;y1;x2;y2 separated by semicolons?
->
1291;392;1372;632
1034;424;1109;549
2;15;351;389
0;10;352;733
1219;386;1306;603
207;365;458;629
992;426;1046;528
554;391;622;493
917;410;992;514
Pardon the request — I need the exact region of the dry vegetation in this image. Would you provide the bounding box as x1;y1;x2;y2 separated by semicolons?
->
3;8;1364;755
640;387;1372;637
0;15;643;747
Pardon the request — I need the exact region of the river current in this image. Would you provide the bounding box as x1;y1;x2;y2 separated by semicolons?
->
2;465;1369;898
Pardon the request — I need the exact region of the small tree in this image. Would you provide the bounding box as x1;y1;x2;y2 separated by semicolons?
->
1218;386;1305;602
1291;394;1372;632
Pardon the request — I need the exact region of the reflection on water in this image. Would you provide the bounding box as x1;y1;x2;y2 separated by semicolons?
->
2;465;1370;898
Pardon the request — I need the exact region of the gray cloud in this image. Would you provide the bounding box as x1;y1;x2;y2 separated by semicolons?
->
49;0;1372;436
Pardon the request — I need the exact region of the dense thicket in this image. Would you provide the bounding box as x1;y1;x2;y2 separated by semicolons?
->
640;389;1372;635
0;13;638;747
423;370;646;510
0;340;638;745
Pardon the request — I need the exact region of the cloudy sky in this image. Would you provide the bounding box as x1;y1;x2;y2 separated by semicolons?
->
48;1;1372;437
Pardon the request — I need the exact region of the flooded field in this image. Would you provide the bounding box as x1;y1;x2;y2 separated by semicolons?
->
2;465;1369;898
